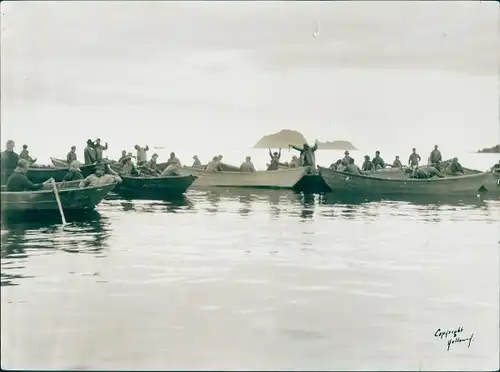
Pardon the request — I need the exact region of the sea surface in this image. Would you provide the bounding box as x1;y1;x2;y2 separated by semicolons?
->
1;184;499;370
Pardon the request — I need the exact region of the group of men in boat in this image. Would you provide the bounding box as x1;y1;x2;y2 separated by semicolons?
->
2;139;499;188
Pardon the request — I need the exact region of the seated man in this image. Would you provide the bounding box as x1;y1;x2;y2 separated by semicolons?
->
240;156;256;172
161;163;181;176
6;159;50;191
205;156;224;172
63;161;84;181
121;155;140;176
392;156;403;168
362;155;374;171
289;155;300;168
449;157;464;175
79;163;122;188
345;158;364;175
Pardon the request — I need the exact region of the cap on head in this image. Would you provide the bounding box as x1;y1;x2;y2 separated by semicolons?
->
96;138;101;142
23;144;28;149
345;151;349;155
71;146;76;150
412;148;416;151
364;155;370;159
375;150;380;155
152;153;158;158
396;156;400;159
246;156;251;161
17;159;30;168
193;155;198;159
87;139;93;145
434;145;438;149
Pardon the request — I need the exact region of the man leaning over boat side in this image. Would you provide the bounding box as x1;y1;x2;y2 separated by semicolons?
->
1;140;20;184
5;159;52;191
240;156;256;172
79;162;122;188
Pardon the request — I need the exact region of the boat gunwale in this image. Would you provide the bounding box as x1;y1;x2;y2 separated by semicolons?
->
185;166;309;175
0;182;117;197
318;166;491;184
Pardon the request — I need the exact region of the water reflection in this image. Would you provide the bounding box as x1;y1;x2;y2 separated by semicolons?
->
105;194;194;214
1;210;111;286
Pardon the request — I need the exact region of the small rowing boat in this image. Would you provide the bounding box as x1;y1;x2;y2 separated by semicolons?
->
114;174;197;198
1;180;116;214
182;166;309;189
318;166;491;196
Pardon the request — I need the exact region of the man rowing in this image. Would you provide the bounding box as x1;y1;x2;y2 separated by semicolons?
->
79;162;121;188
5;159;52;191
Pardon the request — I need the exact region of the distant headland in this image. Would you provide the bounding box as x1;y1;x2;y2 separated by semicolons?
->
477;144;500;154
315;140;358;150
253;129;358;150
253;129;308;148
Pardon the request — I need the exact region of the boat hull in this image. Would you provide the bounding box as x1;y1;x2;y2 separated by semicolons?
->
115;174;197;198
183;167;308;189
318;166;491;196
1;181;116;214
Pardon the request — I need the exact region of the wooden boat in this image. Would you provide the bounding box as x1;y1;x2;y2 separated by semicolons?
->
182;166;309;189
1;180;116;214
318;166;491;196
114;174;197;198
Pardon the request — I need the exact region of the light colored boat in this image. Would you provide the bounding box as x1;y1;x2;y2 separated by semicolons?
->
182;166;309;189
318;166;491;196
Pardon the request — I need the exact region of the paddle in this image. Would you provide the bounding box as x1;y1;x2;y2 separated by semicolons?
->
50;178;67;226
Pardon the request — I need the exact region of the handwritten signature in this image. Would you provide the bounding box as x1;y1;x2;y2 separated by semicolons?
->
434;326;474;351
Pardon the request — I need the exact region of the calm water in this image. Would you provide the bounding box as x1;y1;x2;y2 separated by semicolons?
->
1;188;499;371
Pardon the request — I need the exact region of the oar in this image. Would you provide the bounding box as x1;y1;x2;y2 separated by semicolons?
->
50;178;67;226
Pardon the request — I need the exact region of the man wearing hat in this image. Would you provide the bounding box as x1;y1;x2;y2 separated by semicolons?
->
84;139;97;165
1;140;20;184
63;161;84;181
5;159;51;191
66;146;78;164
120;154;140;176
147;153;159;171
342;150;353;164
362;155;375;171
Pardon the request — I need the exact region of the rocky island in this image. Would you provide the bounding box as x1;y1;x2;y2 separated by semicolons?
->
316;140;358;150
477;144;500;154
253;129;308;148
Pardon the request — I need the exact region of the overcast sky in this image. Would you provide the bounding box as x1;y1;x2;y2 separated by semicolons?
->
1;1;498;156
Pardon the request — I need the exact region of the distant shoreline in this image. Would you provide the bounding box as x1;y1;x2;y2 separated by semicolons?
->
477;144;500;154
316;140;358;151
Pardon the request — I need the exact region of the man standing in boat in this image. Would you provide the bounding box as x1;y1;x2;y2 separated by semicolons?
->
267;148;282;170
1;140;20;184
84;139;97;165
67;146;78;164
289;140;319;169
93;138;108;162
408;148;421;168
429;145;442;170
134;144;149;165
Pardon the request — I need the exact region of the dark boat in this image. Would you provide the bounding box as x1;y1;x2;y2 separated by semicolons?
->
318;166;491;197
114;174;198;198
24;161;96;184
1;180;116;216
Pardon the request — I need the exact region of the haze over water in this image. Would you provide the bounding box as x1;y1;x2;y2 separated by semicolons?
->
1;1;499;370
